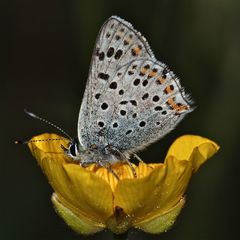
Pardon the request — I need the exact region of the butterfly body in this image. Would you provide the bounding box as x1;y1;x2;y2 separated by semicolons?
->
65;140;131;166
66;16;192;167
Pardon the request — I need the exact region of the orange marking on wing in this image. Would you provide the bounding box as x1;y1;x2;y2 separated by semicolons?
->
157;77;165;84
148;71;157;78
164;85;174;94
167;98;175;106
124;38;131;45
176;104;189;112
140;67;148;74
117;31;124;36
167;98;189;112
133;46;141;56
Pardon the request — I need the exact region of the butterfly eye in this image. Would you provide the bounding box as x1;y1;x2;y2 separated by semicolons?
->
69;143;77;157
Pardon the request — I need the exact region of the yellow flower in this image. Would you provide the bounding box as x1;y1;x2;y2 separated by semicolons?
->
28;133;219;235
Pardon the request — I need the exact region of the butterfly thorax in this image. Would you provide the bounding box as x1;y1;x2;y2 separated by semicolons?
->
65;139;128;165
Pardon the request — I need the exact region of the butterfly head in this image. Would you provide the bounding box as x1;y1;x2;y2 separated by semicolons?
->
62;138;83;161
68;138;79;156
63;138;101;165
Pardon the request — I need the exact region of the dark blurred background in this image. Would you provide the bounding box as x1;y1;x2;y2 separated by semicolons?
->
2;0;240;239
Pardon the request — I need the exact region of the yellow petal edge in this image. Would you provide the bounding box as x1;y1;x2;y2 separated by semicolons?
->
135;197;185;234
166;135;220;172
52;193;105;235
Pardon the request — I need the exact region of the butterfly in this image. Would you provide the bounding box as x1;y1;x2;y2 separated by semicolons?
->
61;16;192;177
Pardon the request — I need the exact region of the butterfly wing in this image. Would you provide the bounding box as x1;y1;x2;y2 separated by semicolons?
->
78;16;155;147
78;16;192;153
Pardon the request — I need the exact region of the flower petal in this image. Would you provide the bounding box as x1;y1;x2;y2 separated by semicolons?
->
166;135;220;171
28;133;114;223
52;193;105;235
114;158;192;223
134;197;185;234
114;135;219;226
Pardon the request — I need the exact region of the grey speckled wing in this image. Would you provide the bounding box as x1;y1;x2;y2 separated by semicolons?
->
78;16;192;154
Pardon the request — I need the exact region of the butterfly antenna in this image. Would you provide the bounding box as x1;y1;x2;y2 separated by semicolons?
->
24;109;72;140
14;137;64;145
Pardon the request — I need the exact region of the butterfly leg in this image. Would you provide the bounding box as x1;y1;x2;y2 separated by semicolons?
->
132;154;153;169
105;145;137;178
124;158;137;178
77;155;120;180
132;153;144;163
97;159;120;180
